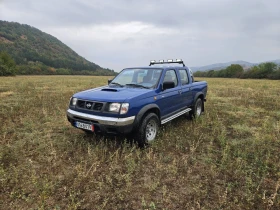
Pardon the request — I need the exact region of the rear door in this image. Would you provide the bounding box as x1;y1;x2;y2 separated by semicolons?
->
157;69;182;117
178;69;193;107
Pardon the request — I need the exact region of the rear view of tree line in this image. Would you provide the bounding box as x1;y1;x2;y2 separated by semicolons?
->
0;52;116;76
194;63;280;80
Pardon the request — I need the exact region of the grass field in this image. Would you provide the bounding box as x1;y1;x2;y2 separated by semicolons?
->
0;76;279;209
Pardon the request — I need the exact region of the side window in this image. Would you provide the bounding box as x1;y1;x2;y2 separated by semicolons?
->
163;70;178;87
179;69;189;85
189;68;194;82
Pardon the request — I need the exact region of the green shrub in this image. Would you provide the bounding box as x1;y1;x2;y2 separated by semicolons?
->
0;52;16;76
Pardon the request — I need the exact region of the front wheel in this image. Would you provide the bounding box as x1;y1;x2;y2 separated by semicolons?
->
135;113;159;147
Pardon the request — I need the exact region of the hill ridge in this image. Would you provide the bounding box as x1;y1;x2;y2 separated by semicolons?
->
191;59;280;72
0;20;115;75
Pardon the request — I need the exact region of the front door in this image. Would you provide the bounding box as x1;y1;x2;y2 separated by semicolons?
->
157;69;182;117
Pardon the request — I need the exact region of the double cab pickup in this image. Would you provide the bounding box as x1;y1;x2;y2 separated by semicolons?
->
67;59;208;146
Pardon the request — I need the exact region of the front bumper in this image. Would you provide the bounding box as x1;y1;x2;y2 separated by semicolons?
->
67;109;136;134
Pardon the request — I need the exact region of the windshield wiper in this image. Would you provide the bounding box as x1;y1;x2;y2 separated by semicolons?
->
125;83;150;89
110;82;124;87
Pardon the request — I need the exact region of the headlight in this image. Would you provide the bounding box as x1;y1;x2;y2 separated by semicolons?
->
120;103;129;114
108;103;129;114
71;97;77;106
109;103;121;112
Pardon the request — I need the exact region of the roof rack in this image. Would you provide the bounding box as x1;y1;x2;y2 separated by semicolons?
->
149;59;185;67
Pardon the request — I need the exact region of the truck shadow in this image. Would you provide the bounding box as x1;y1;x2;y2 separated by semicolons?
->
80;114;194;149
82;132;135;148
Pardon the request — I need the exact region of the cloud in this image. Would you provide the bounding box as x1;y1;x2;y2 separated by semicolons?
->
0;0;280;70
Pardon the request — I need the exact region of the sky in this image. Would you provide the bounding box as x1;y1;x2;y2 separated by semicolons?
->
0;0;280;71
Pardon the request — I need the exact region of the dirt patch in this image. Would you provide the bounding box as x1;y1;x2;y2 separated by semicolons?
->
0;36;13;44
0;91;14;97
21;35;27;40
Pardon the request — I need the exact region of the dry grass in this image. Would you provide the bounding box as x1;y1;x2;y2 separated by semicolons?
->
0;76;279;209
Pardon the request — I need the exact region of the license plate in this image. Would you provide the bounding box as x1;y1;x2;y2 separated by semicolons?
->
75;121;94;131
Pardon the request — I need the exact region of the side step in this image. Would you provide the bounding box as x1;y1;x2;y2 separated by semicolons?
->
161;108;192;125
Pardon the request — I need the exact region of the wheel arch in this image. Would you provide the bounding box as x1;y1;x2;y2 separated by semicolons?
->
135;104;161;126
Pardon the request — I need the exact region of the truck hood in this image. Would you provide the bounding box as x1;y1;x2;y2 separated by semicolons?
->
73;86;153;102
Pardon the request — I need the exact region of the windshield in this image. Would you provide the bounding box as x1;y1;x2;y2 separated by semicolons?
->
110;68;162;89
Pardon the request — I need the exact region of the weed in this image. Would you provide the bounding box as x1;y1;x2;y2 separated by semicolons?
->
0;76;279;209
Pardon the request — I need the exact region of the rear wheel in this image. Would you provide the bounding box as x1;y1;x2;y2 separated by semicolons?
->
134;113;159;147
190;98;203;119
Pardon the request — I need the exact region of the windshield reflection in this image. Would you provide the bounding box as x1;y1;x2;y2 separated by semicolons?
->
110;68;162;89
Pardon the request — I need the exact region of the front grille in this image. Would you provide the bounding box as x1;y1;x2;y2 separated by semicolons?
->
77;100;85;108
93;103;103;111
76;100;104;112
85;102;93;110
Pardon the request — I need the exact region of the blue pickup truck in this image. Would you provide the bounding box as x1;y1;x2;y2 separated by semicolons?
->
67;59;207;146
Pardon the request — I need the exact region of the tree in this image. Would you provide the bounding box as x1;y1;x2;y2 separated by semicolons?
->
206;70;215;77
268;65;280;80
241;62;278;79
225;64;244;78
0;52;16;76
257;62;277;78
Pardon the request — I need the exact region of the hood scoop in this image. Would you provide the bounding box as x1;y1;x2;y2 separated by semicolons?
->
101;88;118;92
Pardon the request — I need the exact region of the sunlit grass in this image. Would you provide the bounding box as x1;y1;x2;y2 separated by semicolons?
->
0;76;279;209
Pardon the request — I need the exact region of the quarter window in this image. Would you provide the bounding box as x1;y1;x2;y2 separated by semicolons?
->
179;69;189;85
189;68;194;82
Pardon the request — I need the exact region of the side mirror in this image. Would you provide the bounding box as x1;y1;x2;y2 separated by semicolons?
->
108;79;112;85
162;81;175;91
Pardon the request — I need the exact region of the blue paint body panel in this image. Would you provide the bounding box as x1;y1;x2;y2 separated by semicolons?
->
69;66;208;122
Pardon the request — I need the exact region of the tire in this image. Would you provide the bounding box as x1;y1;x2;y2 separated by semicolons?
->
134;112;159;147
190;98;203;119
